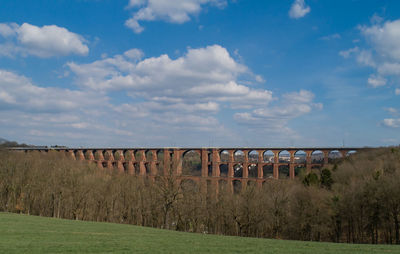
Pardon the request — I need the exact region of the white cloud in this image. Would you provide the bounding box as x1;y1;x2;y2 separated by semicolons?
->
0;22;88;58
341;18;400;92
353;19;400;128
125;0;227;33
383;118;400;128
356;50;376;67
384;107;398;115
0;69;223;147
320;33;341;41
289;0;310;19
367;75;386;87
67;45;272;109
378;62;400;75
360;19;400;61
123;48;144;60
0;23;17;37
255;75;265;83
0;69;102;112
0;45;262;146
63;45;321;143
339;47;359;58
0;43;321;146
0;69;128;146
384;107;400;124
234;90;322;132
351;19;400;76
341;19;400;128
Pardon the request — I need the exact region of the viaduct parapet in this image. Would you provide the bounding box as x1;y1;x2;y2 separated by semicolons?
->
12;147;366;191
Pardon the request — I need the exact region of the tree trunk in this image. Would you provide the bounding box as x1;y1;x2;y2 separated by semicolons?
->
394;214;399;244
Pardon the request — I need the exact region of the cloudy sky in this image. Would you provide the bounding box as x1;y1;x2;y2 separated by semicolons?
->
0;0;399;148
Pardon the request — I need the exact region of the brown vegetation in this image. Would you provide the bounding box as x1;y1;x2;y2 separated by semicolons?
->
0;147;399;244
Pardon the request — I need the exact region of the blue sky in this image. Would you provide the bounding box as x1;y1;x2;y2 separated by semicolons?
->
0;0;399;147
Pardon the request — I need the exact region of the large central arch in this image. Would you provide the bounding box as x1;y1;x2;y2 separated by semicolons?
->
182;150;201;176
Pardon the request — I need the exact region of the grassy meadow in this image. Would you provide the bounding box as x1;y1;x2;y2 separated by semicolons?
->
0;212;399;254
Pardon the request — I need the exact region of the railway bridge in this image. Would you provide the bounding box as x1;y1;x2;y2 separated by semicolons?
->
13;147;367;191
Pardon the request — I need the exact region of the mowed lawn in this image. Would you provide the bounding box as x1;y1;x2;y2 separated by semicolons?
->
0;213;399;254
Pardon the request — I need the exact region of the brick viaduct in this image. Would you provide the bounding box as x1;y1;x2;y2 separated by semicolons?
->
14;147;365;192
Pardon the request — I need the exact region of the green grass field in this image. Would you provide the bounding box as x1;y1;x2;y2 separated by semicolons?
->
0;212;399;254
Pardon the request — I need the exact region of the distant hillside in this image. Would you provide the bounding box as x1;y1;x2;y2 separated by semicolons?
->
0;138;8;144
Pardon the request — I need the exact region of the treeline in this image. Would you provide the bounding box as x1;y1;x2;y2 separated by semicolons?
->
0;147;399;244
0;141;29;148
